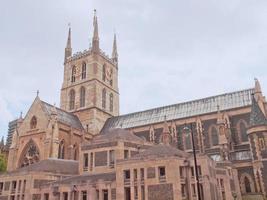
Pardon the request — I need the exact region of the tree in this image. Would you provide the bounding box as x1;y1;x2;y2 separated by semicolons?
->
0;153;7;172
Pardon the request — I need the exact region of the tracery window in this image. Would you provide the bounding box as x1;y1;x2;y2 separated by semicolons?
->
210;125;219;146
81;62;86;79
71;66;76;83
102;88;106;109
20;141;40;168
109;93;113;112
185;133;191;150
69;89;75;110
58;140;65;159
80;87;86;107
30;116;37;129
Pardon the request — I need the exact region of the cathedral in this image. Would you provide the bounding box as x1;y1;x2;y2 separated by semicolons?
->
0;11;267;200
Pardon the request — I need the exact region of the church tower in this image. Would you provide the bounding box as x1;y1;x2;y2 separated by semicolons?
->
60;11;119;135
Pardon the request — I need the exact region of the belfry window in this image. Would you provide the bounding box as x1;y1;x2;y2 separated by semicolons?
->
71;66;76;83
82;62;86;79
69;89;75;110
109;93;113;112
30;116;37;129
102;64;106;81
102;88;106;109
80;87;86;107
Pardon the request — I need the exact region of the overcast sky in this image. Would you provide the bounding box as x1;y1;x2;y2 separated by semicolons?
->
0;0;267;140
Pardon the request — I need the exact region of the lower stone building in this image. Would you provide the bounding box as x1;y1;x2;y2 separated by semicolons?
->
0;128;243;200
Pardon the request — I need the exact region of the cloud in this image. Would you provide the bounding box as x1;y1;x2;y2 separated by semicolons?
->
0;0;267;139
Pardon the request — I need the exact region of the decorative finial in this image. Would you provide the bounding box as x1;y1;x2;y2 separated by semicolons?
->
68;22;71;28
94;9;97;16
20;111;23;119
37;90;39;97
254;78;262;94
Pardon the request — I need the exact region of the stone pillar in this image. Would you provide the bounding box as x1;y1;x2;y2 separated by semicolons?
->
89;187;97;200
99;189;103;200
68;191;72;200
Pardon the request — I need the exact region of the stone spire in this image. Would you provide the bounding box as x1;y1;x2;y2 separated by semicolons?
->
249;94;267;127
92;9;100;53
112;33;118;64
64;24;72;62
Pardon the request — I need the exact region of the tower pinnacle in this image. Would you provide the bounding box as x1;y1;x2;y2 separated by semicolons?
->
112;33;118;64
64;24;72;62
92;9;99;53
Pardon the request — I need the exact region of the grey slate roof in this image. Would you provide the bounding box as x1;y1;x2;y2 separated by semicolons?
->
94;128;144;143
249;96;267;126
41;101;84;130
6;159;79;175
102;88;254;131
52;172;116;184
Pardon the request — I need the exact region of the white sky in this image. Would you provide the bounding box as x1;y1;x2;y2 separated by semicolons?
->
0;0;267;141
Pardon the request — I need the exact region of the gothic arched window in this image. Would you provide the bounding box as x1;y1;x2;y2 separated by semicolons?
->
185;133;192;150
102;88;106;109
240;173;255;194
82;62;86;79
244;177;252;193
71;66;76;83
109;93;113;112
102;65;106;81
30;116;37;129
73;144;78;161
19;140;40;168
80;87;86;107
238;120;248;142
210;126;219;146
69;89;75;110
58;140;65;159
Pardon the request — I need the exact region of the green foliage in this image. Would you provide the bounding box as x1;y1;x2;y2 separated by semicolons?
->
0;153;7;172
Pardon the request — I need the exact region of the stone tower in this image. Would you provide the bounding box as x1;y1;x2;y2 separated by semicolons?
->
60;11;119;135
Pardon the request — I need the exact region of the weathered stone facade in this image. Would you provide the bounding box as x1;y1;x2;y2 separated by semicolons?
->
1;11;267;200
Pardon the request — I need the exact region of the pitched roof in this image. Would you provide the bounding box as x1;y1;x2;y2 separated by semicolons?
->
131;144;189;159
249;96;267;126
7;159;79;175
94;128;144;143
102;88;254;131
41;101;84;130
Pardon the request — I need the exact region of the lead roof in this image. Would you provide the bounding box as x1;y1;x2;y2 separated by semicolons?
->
102;88;254;131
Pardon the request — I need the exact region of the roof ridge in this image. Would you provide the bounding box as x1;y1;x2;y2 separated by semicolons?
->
115;88;254;119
